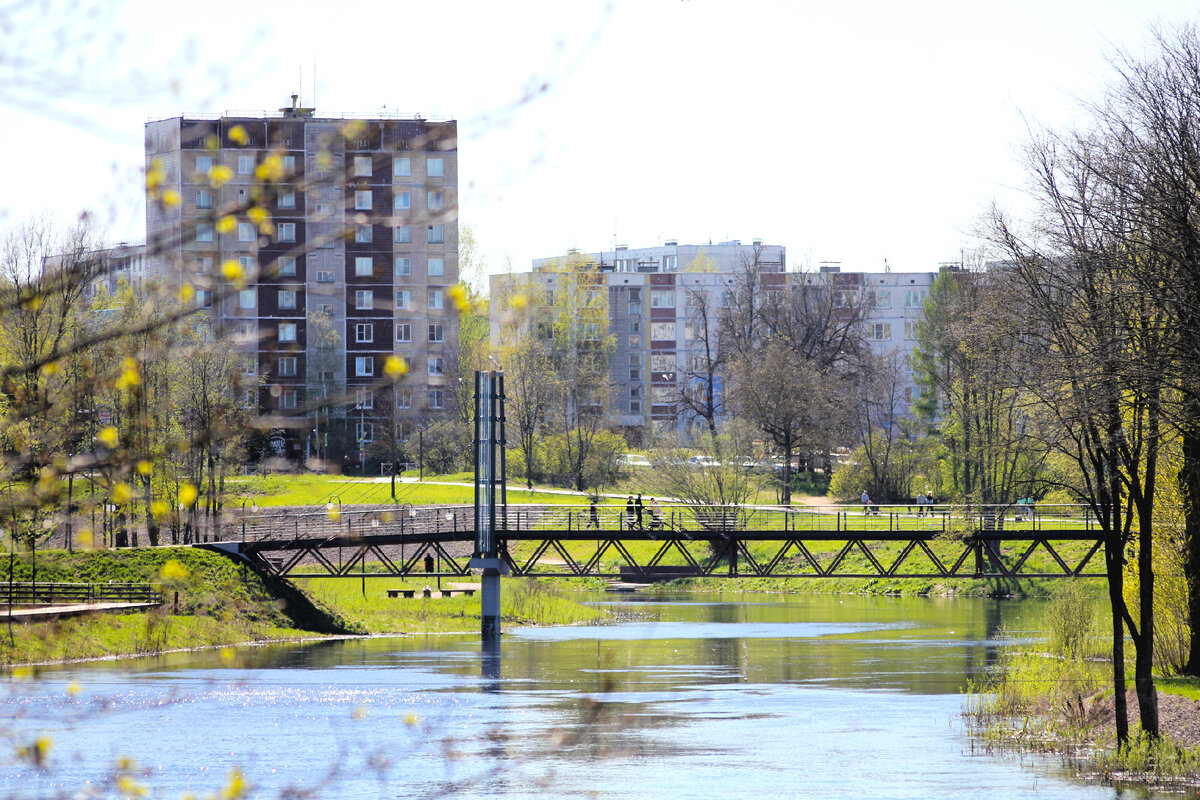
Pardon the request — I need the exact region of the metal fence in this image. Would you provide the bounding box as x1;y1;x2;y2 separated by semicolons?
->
0;582;164;606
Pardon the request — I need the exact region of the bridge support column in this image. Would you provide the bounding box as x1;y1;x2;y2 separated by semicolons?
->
471;370;508;644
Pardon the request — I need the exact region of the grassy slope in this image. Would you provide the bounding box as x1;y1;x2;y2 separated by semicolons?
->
222;474;591;508
0;548;327;665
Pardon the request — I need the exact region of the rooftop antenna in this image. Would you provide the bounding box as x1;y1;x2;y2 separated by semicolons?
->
884;257;890;273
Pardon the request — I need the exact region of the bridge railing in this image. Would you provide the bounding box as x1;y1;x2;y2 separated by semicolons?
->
500;502;1099;535
226;502;1100;544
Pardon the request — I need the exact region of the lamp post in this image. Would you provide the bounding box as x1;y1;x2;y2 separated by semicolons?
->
240;497;258;540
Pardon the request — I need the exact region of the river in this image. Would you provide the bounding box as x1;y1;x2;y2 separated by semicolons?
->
0;593;1167;799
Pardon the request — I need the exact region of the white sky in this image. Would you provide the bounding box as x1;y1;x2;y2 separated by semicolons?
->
3;0;1199;277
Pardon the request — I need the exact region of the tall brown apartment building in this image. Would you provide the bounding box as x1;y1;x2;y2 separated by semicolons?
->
144;103;458;463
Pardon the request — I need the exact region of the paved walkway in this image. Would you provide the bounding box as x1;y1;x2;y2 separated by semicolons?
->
0;602;159;622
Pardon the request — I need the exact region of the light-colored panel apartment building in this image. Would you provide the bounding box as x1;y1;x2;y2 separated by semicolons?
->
143;103;457;461
492;241;936;440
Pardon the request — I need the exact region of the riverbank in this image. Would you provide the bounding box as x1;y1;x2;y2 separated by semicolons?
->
669;573;1101;597
965;582;1200;789
0;548;607;667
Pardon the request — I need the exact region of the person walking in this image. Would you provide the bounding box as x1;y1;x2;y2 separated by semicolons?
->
916;491;927;517
588;497;600;530
650;497;663;529
635;493;645;528
625;496;635;528
861;490;872;515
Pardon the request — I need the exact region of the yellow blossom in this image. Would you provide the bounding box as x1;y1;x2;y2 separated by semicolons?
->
179;484;199;507
136;460;152;476
150;500;170;520
384;355;409;378
341;119;365;141
220;768;247;800
403;712;419;726
204;134;219;150
221;259;245;286
448;283;470;312
208;165;233;188
159;560;189;583
219;647;236;664
254;154;283;182
161;189;181;207
112;483;133;505
228;125;249;145
145;158;165;190
41;361;60;376
97;426;120;448
66;682;81;696
215;215;236;234
178;284;196;302
509;292;529;311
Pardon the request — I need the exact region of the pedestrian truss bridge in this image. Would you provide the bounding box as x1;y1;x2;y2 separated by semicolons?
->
210;503;1108;582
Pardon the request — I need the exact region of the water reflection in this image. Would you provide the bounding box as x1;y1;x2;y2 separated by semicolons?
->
1;593;1161;800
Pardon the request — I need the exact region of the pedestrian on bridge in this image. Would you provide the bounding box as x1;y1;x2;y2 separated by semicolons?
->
916;492;928;517
635;493;645;528
626;496;635;528
861;490;873;516
588;498;600;530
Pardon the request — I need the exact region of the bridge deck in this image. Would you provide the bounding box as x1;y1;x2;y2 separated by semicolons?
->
203;504;1107;581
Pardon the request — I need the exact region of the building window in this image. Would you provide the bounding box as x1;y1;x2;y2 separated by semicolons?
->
427;191;443;211
195;289;213;308
394;225;411;244
278;289;297;310
395;323;412;342
650;322;676;340
650;354;674;372
395;191;411;211
195;223;214;243
278;257;296;276
280;389;297;410
195;156;212;174
355;225;372;243
905;290;926;308
393;156;411;177
355;290;373;310
317;303;334;315
396;387;412;409
428;224;444;244
196;189;212;209
355;388;374;410
871;323;892;340
395;257;411;276
238;222;256;242
629;335;641;348
428;356;444;376
237;155;254;175
427;257;443;277
651;386;673;405
428;389;444;409
396;290;412;310
873;290;891;309
355;190;372;211
279;356;297;377
315;269;334;283
427;157;444;177
234;321;255;342
663;255;677;270
428;324;444;343
279;322;297;342
239;256;256;273
356;422;374;443
281;155;296;173
355;322;374;343
650;290;675;308
428;289;443;310
904;321;918;340
355;256;373;277
195;256;212;274
277;222;296;242
238;289;256;310
355;356;374;377
628;302;641;315
353;156;372;177
278;191;296;209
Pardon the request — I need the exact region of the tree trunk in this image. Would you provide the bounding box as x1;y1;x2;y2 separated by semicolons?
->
1106;528;1130;745
1182;421;1200;676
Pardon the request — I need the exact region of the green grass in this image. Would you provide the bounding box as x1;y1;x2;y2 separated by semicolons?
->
302;576;604;633
1159;678;1200;700
223;473;591;508
0;547;319;665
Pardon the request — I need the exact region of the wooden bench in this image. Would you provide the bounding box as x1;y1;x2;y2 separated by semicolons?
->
386;588;476;599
